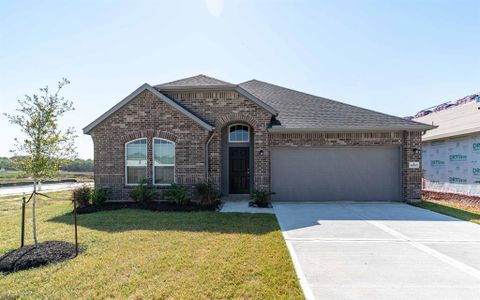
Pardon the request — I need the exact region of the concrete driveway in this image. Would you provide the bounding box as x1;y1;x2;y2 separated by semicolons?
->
274;202;480;300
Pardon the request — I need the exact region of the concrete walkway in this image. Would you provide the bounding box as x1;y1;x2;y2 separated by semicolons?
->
220;200;274;214
274;202;480;300
0;182;93;196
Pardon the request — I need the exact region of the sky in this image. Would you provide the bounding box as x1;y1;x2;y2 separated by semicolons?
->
0;0;479;159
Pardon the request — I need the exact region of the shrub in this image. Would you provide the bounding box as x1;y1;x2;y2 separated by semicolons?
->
91;188;110;205
129;179;157;203
250;188;275;205
196;181;222;206
164;184;190;205
72;185;91;207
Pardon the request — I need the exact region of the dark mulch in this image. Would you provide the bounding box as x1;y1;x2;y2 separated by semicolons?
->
0;241;80;274
248;201;272;208
76;201;220;214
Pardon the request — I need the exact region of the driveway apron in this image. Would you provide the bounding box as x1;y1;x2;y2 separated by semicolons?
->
274;202;480;300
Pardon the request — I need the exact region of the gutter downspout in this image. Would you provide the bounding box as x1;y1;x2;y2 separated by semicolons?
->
205;130;215;181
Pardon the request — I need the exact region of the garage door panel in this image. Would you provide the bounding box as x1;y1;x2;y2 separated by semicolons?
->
271;147;400;202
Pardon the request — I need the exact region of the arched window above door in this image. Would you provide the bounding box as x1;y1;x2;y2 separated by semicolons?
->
228;124;250;143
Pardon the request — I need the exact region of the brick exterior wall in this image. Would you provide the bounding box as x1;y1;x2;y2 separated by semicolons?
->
163;90;272;191
269;131;423;200
89;87;423;201
90;90;210;200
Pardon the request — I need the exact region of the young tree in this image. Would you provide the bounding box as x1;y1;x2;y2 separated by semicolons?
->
4;78;77;245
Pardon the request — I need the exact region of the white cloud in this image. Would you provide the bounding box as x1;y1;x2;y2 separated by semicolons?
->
205;0;224;17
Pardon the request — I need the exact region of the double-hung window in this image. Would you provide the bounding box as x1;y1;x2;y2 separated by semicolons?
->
125;139;147;185
153;138;175;185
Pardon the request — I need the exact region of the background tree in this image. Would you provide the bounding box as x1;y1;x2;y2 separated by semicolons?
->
0;157;15;170
61;158;94;172
4;78;77;245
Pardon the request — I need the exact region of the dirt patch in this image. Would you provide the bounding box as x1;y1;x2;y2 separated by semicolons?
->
76;201;220;214
422;190;480;212
0;241;80;274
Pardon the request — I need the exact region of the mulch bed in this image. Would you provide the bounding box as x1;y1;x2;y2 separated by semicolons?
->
0;241;80;274
76;201;220;214
422;190;480;212
248;201;272;208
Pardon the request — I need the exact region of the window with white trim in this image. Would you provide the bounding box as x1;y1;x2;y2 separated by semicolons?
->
228;124;249;143
153;138;175;185
125;139;147;185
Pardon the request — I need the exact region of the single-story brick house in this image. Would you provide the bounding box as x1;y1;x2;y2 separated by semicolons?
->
83;75;434;202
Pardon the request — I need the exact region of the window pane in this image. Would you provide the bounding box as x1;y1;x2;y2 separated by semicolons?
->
241;128;248;141
155;166;174;184
127;166;146;184
126;139;147;165
229;125;249;142
154;139;174;165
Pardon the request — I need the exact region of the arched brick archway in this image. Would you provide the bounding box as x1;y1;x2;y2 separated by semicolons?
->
215;113;260;130
120;129;180;144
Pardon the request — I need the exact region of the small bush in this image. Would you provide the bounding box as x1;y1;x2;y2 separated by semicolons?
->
164;184;190;205
129;179;157;203
196;181;222;206
91;188;110;205
72;185;91;207
250;188;275;205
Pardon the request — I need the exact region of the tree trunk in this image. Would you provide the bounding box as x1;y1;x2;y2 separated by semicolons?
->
32;180;38;245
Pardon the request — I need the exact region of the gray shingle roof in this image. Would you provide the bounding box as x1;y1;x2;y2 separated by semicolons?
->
238;79;434;131
156;74;233;88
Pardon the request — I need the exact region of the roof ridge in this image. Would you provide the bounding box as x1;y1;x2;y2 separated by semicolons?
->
238;79;256;85
243;79;431;128
156;74;232;87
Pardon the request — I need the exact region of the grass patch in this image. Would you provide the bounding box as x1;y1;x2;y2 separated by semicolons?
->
0;192;302;299
0;171;93;185
0;190;72;217
411;200;480;225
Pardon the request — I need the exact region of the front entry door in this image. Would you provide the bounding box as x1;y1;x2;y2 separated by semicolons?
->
229;147;250;194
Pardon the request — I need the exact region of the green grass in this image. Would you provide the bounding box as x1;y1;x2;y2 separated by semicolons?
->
0;171;93;185
0;192;302;299
411;200;480;225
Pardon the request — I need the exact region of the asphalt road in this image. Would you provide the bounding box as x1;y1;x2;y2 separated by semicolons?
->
0;182;93;196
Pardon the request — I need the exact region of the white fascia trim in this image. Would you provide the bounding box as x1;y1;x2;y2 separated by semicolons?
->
83;83;214;134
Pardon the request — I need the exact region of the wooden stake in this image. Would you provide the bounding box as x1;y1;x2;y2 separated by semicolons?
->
21;192;26;248
73;198;78;257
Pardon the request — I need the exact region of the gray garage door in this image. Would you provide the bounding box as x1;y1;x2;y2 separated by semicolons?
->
271;146;401;201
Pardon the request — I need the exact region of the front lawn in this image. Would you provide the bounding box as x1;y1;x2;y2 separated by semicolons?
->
411;200;480;225
0;192;302;299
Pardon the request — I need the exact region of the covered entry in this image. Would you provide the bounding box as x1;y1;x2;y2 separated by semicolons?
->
271;146;401;201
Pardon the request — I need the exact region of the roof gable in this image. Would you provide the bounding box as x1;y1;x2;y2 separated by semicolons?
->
155;75;278;115
83;84;214;134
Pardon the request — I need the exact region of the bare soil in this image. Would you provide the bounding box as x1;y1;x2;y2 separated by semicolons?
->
422;190;480;213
